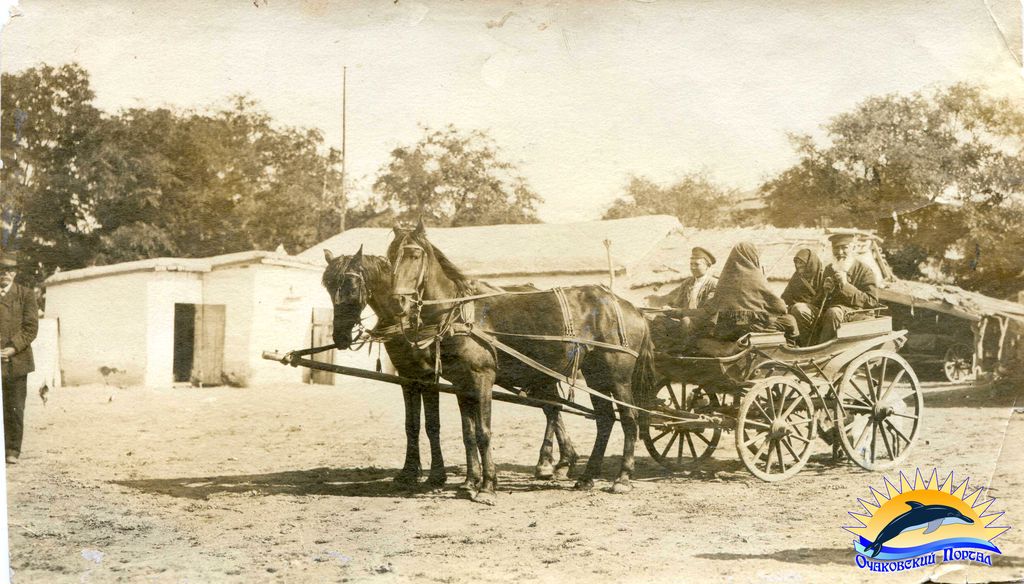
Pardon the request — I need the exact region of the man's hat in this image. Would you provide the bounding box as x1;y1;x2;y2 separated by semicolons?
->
828;233;858;245
691;247;716;265
0;251;18;269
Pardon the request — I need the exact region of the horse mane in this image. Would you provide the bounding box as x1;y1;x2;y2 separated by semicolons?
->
390;229;475;295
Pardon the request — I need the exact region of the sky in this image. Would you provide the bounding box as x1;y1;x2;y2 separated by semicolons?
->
1;0;1022;223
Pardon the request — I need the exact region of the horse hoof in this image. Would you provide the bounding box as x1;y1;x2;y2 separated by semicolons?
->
393;471;420;486
552;465;573;481
611;480;633;495
534;465;554;480
573;478;594;491
425;473;447;489
471;490;497;506
458;479;480;492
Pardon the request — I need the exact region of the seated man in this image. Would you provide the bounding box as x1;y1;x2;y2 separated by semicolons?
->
664;243;798;354
648;246;718;352
790;233;879;345
781;248;825;346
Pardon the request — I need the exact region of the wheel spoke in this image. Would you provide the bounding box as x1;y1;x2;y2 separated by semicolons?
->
743;429;768;448
775;441;787;472
853;420;872;449
660;431;679;459
848;378;874;406
650;428;670;443
890;411;919;421
782;436;801;461
666;385;682;410
744;419;771;430
788;432;811;444
753;398;772;422
869;420;878;462
753;435;771;461
878;370;906;404
767;385;778;417
879;424;895;460
883;419;912;446
842;404;873;412
686;433;697;459
864;363;879;400
692;431;713;446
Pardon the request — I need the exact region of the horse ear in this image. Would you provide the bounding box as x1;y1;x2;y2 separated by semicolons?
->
414;218;426;235
353;245;363;261
323;249;334;262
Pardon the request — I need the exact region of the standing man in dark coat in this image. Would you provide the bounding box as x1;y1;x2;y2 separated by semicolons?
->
0;252;38;464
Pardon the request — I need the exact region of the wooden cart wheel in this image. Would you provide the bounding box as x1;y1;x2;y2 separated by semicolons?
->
835;350;923;471
735;377;817;482
942;343;974;383
640;380;722;471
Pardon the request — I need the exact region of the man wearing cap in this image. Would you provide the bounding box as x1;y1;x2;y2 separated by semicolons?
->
647;247;718;352
0;251;38;464
790;234;878;345
662;247;718;312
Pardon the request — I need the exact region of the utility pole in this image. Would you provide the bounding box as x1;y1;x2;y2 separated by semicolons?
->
339;66;347;233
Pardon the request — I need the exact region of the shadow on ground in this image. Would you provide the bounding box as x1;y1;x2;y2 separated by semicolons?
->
923;381;1023;409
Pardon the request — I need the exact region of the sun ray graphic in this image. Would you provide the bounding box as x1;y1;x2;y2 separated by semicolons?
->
844;469;1010;555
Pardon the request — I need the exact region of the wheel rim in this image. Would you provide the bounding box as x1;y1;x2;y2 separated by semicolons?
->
836;351;923;471
736;377;816;482
640;380;722;471
943;344;973;383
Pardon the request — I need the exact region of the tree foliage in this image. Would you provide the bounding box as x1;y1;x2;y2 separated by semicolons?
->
370;125;542;227
762;84;1024;295
1;64;345;278
602;173;744;227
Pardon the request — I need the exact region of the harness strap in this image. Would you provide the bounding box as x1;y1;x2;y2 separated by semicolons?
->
552;287;576;337
467;328;685;421
482;330;639;358
600;285;630;349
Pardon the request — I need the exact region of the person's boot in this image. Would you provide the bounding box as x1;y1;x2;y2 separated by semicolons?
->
6;450;18;464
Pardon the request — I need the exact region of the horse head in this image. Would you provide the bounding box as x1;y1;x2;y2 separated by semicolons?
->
388;219;429;317
322;246;369;349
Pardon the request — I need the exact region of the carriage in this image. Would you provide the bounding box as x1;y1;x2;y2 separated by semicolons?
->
640;314;924;481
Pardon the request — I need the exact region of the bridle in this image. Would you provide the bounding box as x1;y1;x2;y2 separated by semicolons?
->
391;235;430;332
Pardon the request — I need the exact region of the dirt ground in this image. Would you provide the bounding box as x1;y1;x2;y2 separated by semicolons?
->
5;375;1023;584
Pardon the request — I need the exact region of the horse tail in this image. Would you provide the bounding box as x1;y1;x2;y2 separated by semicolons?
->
630;322;657;407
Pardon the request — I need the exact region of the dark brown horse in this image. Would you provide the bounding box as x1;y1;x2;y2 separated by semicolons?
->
388;222;656;505
322;246;579;488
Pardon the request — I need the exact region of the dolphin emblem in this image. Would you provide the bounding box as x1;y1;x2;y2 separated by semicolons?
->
865;501;974;558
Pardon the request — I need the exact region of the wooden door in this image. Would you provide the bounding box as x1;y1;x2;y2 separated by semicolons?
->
191;304;226;386
310;307;335;385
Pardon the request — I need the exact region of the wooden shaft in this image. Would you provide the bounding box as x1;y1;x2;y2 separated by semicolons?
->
261;351;595;419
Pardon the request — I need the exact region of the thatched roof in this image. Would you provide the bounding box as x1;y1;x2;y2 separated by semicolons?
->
299;215;684;277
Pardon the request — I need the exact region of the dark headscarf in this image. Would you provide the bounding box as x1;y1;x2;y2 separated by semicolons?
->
705;242;787;317
781;248;825;306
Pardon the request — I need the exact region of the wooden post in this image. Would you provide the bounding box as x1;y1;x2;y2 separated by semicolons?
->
603;238;614;291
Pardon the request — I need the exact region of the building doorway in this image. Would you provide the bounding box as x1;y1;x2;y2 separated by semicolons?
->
173;303;226;385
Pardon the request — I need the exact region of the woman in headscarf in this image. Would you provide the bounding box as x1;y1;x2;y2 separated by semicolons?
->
684;242;798;342
781;248;825;307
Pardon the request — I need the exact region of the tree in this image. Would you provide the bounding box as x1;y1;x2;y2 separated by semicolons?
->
762;84;1024;295
1;63;108;280
602;173;743;227
372;125;542;227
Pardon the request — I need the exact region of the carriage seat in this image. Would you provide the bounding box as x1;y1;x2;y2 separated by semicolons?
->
835;316;892;339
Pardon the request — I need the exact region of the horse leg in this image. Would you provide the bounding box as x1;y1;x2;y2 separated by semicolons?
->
550;409;579;481
534;382;578;480
611;391;639;494
574;395;616;491
456;394;481;493
422;388;446;488
469;369;498;506
534;404;558;480
394;385;422;486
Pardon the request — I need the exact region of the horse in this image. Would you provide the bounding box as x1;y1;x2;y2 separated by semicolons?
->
387;221;656;505
321;245;579;489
